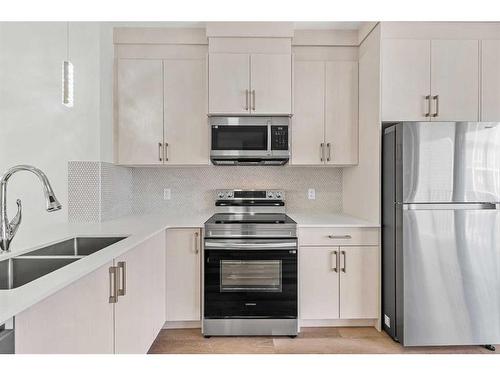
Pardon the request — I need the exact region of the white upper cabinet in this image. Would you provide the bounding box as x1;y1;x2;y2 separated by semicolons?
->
292;56;358;166
325;61;359;165
208;53;250;114
250;54;292;114
208;53;292;115
116;56;209;166
117;59;164;165
481;40;500;121
382;39;431;121
292;61;325;165
430;40;479;121
382;39;479;122
164;59;208;164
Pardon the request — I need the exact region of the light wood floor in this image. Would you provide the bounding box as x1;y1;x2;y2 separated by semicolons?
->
148;327;499;354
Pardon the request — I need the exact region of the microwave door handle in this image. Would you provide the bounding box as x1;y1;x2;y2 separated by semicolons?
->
267;123;271;152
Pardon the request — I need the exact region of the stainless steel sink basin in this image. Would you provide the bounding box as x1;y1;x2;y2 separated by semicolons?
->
0;236;127;290
24;236;127;257
0;257;78;290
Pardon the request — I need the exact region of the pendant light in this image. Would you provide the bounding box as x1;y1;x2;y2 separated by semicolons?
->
62;22;74;107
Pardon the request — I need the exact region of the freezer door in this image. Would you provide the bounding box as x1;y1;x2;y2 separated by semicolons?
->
403;206;500;346
402;122;500;203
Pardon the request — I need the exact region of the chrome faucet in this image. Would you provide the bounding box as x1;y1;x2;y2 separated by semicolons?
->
0;165;62;253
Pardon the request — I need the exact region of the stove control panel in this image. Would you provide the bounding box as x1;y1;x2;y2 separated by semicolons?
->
216;189;285;201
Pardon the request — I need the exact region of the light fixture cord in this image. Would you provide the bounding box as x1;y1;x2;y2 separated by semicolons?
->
66;21;69;60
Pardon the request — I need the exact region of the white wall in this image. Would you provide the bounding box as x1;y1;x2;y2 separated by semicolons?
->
0;22;103;237
98;23;115;163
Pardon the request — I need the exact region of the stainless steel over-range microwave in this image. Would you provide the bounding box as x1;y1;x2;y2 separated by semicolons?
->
209;116;290;165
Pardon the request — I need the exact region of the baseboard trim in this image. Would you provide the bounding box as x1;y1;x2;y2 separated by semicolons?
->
163;321;201;329
163;319;377;330
299;319;377;328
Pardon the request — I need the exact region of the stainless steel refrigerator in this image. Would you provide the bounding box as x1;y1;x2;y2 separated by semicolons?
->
382;121;500;347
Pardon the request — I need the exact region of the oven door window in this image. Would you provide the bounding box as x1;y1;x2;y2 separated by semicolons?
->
220;260;282;292
211;126;268;150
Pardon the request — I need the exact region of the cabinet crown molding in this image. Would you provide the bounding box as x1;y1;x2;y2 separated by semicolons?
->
206;22;294;38
114;27;207;45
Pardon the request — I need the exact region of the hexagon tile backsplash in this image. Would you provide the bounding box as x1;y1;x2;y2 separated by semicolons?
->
68;161;343;222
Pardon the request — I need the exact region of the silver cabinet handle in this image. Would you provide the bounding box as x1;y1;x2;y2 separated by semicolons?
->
432;95;439;117
425;95;431;117
331;250;338;273
109;266;118;304
328;234;352;239
158;142;163;162
164;142;169;162
326;143;331;162
320;143;325;162
251;90;256;111
341;250;346;273
245;89;249;110
117;261;126;296
194;231;200;254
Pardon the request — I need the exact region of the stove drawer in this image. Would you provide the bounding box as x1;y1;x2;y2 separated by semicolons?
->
298;227;379;246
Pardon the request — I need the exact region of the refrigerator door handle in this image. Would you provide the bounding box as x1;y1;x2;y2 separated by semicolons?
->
401;203;499;210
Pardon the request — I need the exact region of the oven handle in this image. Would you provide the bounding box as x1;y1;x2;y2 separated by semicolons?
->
204;240;297;251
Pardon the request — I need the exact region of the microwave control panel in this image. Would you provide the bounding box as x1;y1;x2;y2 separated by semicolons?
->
271;126;289;150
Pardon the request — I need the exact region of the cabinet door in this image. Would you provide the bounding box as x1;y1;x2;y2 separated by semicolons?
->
164;58;209;165
431;40;479;121
299;247;339;320
292;60;325;165
15;262;114;354
381;39;431;121
166;228;201;322
114;232;166;354
481;40;500;121
339;246;379;319
250;54;292;114
208;53;250;114
325;61;358;165
117;59;164;165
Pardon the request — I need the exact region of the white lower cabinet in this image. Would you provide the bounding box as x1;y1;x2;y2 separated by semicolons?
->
166;228;201;324
114;232;166;354
339;246;379;319
300;245;379;322
14;231;166;354
299;227;379;325
299;247;339;320
15;261;115;354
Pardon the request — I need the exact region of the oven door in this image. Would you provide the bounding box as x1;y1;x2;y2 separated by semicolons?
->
204;239;297;319
211;125;270;157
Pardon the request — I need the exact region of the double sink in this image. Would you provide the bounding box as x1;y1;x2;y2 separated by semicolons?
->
0;237;126;290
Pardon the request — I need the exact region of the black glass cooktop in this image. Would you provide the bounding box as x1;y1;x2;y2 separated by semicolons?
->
206;213;296;225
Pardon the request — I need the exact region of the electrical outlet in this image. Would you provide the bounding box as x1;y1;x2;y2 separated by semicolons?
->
308;188;316;200
163;188;171;200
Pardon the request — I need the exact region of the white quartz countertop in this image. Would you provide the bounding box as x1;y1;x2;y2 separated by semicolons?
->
290;213;379;228
0;213;208;325
0;211;377;324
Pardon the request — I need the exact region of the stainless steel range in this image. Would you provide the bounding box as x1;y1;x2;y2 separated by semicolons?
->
203;189;298;337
